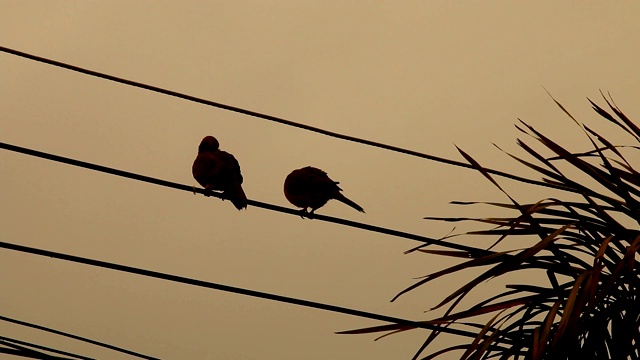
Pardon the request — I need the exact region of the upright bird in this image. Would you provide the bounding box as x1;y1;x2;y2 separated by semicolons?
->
284;166;364;215
192;136;247;210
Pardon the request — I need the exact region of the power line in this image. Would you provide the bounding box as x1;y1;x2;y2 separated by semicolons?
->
0;45;562;192
0;240;489;341
0;347;62;360
0;315;158;360
0;336;90;360
0;140;493;256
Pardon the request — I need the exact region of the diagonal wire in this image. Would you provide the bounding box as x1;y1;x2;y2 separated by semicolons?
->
0;140;493;256
0;45;563;192
0;240;511;343
0;347;75;360
0;336;90;360
0;347;62;360
0;341;52;360
0;315;158;360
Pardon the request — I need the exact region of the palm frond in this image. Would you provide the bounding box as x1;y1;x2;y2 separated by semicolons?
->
343;94;640;359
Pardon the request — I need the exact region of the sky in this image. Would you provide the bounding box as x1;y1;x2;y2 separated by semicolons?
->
2;2;640;359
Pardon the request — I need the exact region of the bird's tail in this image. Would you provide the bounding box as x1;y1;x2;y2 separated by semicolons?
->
335;193;365;213
226;184;248;210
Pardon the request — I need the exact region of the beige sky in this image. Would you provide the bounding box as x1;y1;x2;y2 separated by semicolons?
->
2;2;640;359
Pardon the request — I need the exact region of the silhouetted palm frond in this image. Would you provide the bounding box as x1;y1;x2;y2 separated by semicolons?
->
340;94;640;360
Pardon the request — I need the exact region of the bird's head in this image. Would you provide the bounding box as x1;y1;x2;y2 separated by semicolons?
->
198;136;220;152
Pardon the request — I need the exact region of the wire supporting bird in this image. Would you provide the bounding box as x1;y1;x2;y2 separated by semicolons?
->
284;166;364;216
192;136;247;210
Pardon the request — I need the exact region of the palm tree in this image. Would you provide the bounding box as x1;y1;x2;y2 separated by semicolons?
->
341;93;640;360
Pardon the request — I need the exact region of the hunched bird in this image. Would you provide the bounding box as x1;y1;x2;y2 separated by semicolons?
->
284;166;364;215
192;136;247;210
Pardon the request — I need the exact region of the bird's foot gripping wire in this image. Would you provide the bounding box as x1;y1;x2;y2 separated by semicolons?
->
296;208;316;220
192;185;212;197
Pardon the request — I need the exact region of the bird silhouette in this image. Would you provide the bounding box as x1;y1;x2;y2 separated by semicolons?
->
284;166;364;215
192;136;247;210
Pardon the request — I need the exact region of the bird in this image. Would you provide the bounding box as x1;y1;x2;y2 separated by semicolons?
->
284;166;364;215
192;136;247;210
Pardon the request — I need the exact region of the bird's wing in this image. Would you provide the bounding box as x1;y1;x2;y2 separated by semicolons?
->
193;152;222;187
217;150;243;185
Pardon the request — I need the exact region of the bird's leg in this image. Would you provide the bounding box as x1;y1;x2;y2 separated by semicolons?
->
203;185;214;197
307;208;316;219
297;208;309;219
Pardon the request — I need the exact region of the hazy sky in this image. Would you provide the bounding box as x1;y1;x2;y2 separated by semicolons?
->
2;2;640;359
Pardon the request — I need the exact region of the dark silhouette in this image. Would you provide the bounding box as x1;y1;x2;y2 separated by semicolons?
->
192;136;247;210
284;166;364;215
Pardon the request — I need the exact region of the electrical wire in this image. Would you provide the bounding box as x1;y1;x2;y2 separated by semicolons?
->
0;315;158;360
0;140;493;256
0;240;499;342
0;336;89;360
0;45;563;192
0;44;528;354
